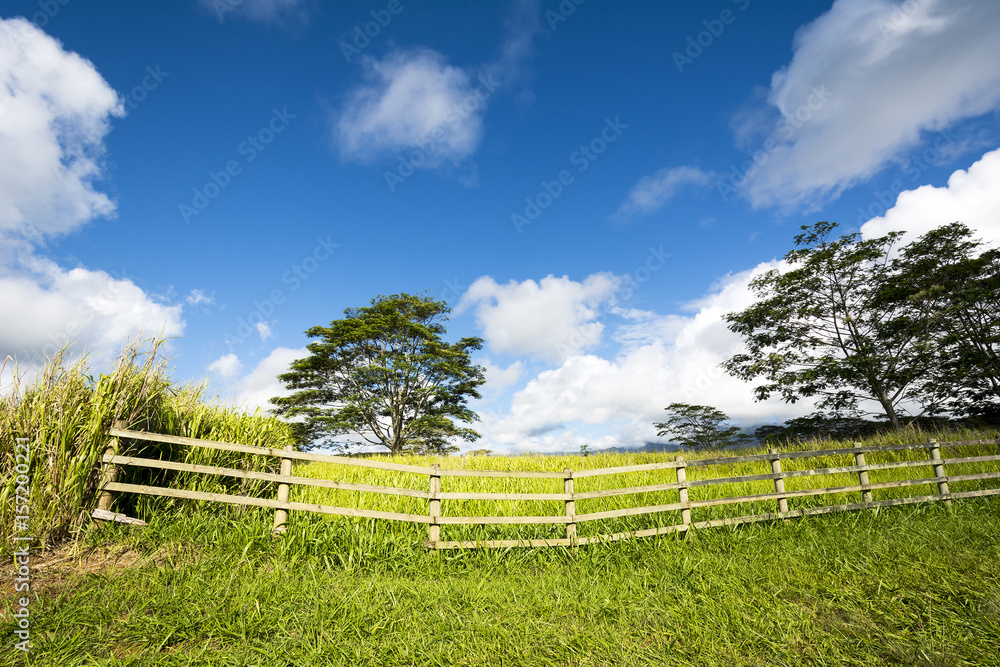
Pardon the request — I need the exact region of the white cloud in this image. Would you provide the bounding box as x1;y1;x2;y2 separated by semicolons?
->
224;347;306;412
333;2;540;177
186;289;215;307
0;20;187;372
255;321;273;341
0;18;123;242
479;358;524;394
613;166;714;221
0;254;185;366
456;274;620;363
738;0;1000;209
336;49;491;167
861;146;1000;246
472;265;814;454
208;353;242;379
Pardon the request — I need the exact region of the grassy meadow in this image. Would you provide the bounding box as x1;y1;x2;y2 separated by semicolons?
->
289;429;1000;545
3;341;1000;665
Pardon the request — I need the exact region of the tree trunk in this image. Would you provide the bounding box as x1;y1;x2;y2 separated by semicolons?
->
879;396;901;430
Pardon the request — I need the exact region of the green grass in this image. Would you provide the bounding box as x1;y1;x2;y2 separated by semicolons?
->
3;499;1000;665
289;428;1000;545
4;340;1000;664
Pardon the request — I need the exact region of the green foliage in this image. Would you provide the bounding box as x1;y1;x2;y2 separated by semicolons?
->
0;338;294;551
654;402;753;449
885;222;1000;419
754;412;887;445
271;293;486;455
723;221;1000;429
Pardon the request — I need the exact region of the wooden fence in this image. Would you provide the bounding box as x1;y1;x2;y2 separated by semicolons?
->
98;425;1000;549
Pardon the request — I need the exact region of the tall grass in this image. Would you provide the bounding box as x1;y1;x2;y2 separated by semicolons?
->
288;424;1000;546
0;338;294;552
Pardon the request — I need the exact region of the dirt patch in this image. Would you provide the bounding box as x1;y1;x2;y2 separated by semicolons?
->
2;541;168;609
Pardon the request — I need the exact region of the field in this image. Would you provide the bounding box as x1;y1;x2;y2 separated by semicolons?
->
2;495;1000;666
3;347;1000;665
4;436;1000;666
290;432;1000;546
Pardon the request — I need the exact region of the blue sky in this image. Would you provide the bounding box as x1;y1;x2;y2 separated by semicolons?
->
3;0;1000;453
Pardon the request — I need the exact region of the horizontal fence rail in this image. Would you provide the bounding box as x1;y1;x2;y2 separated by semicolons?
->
99;427;1000;549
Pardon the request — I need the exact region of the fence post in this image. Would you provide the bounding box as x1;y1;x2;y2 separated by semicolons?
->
769;448;788;516
98;420;125;512
564;468;576;545
676;456;691;530
428;464;441;545
928;439;951;508
853;442;872;504
273;444;293;534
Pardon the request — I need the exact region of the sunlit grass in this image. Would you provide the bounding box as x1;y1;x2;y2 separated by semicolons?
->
290;426;1000;545
3;341;999;664
0;338;294;553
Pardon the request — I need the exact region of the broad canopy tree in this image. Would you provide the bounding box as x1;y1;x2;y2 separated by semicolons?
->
722;222;934;430
723;221;1000;429
654;403;753;449
270;293;486;455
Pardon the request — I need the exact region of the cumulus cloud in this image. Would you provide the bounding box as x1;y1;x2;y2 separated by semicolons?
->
0;20;187;372
334;2;540;175
223;347;306;412
456;274;620;364
736;0;1000;209
612;166;714;221
470;265;815;453
336;49;494;167
0;254;185;366
0;18;123;242
861;146;1000;246
479;359;524;395
208;353;242;379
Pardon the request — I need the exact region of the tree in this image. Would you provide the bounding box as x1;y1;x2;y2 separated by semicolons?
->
654;403;753;449
886;223;1000;420
270;293;486;455
723;222;935;430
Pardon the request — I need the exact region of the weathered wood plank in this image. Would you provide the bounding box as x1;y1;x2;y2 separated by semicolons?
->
430;487;1000;549
941;454;1000;466
112;427;996;484
102;482;432;523
109;428;434;475
428;465;441;544
105;454;432;498
564;468;576;543
435;514;571;525
943;471;1000;484
576;502;684;523
685;477;947;508
428;538;575;549
274;444;293;533
91;508;147;526
436;492;570;501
